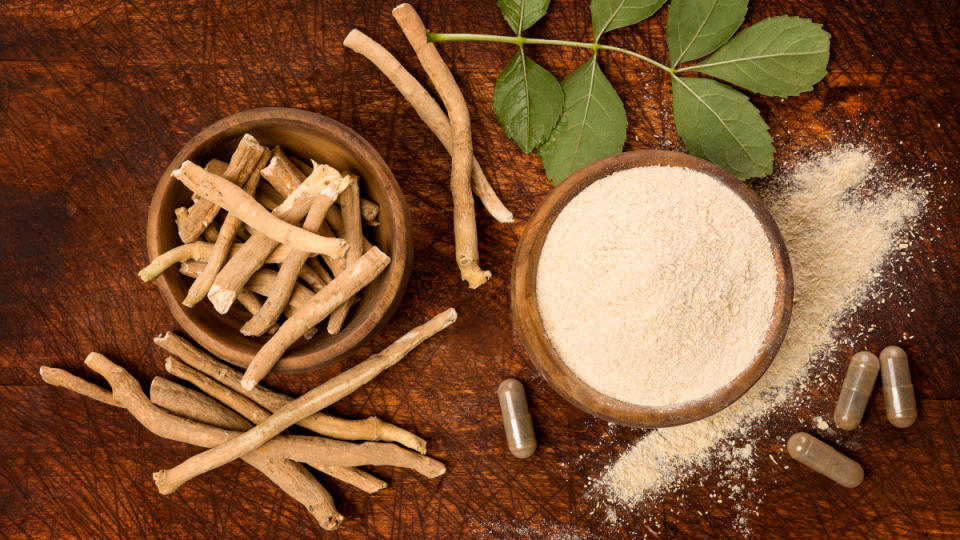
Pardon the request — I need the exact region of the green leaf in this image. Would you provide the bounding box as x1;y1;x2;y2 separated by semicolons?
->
667;0;748;68
493;50;564;153
686;16;831;97
591;0;668;38
497;0;551;34
671;75;773;179
538;55;627;184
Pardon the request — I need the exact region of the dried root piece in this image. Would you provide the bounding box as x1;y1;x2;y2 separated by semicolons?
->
327;174;364;334
154;332;427;453
207;162;348;314
154;309;456;494
207;163;346;313
150;376;252;431
139;242;295;282
241;175;349;337
173;160;348;257
185;139;270;307
262;146;304;196
392;4;490;288
242;247;392;389
176;135;268;243
149;373;384;494
41;357;344;530
234;292;280;335
39;366;121;407
180;263;315;316
359;198;380;225
343;28;513;224
179;262;316;339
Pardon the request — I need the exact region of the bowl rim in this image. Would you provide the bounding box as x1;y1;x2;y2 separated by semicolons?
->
511;150;793;428
147;107;412;372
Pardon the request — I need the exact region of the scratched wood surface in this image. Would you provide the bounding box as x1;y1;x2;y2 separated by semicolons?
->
1;0;958;538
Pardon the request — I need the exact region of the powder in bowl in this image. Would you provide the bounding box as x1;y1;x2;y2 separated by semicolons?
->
536;166;778;408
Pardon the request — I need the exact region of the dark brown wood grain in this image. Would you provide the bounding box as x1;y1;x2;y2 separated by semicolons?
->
1;0;958;538
512;150;793;429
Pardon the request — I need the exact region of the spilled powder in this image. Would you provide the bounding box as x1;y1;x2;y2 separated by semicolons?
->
537;166;778;407
597;147;927;507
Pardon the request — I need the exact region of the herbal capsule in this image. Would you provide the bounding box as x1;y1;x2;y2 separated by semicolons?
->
879;345;917;428
787;432;864;488
834;351;880;430
497;378;537;459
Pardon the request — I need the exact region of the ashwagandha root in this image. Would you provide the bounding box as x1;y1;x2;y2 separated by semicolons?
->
273;150;376;253
39;366;121;407
241;176;350;336
174;160;348;257
242;247;392;389
392;4;490;288
40;358;344;530
138;242;293;282
179;262;316;339
359;198;380;224
298;262;329;290
176;135;268;243
327;174;364;334
154;332;427;453
150;376;252;431
233;290;280;334
261;146;304;197
206;161;348;314
154;309;457;494
149;374;385;494
184;139;270;307
343;28;514;224
181;262;313;311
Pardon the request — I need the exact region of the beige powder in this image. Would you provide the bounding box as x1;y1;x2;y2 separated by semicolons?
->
597;147;927;507
536;166;779;407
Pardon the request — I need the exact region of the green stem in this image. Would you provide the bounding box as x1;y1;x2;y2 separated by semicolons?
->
428;32;674;74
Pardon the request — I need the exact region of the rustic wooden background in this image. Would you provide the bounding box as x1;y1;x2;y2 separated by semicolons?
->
1;0;958;538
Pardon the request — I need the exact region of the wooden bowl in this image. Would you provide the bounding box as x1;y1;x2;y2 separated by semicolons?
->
147;108;412;372
511;150;792;428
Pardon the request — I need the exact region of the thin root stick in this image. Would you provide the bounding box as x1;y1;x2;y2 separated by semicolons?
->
39;366;121;407
153;332;427;453
343;29;513;223
149;374;384;494
174;160;347;257
154;309;456;494
327;174;363;334
175;135;266;243
242;247;391;389
139;242;293;282
392;4;490;288
41;359;343;530
184;139;269;306
234;291;280;334
207;162;348;314
241;179;348;336
150;376;252;431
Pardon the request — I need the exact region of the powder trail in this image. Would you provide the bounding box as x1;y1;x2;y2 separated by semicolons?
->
599;147;927;505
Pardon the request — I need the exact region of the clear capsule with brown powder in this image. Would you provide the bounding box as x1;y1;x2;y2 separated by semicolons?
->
879;345;917;428
787;432;864;488
497;378;537;459
834;351;880;430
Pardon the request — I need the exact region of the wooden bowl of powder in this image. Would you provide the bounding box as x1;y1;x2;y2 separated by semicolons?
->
512;150;792;428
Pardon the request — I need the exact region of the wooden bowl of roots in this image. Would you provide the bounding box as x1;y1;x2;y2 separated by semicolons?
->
147;108;412;372
511;150;792;428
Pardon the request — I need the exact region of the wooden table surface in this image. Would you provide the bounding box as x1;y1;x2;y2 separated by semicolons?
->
2;0;958;538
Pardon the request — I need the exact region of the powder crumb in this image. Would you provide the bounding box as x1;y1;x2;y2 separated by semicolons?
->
595;146;927;526
814;416;830;431
537;166;778;407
